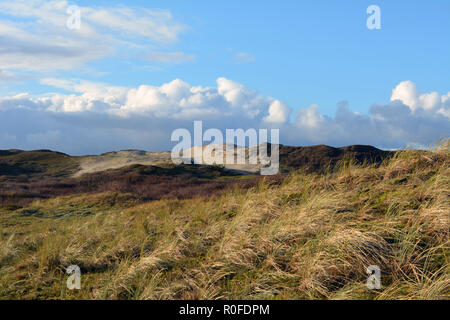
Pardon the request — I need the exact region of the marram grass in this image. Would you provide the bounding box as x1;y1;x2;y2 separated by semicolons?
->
0;145;448;300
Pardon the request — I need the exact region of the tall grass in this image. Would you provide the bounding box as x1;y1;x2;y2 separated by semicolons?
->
0;144;448;299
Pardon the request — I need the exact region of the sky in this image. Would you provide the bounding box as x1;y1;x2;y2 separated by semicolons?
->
0;0;449;154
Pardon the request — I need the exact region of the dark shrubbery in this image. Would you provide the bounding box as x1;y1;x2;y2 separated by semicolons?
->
0;164;277;207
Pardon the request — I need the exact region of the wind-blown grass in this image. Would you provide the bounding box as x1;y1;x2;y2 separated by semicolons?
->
0;144;448;299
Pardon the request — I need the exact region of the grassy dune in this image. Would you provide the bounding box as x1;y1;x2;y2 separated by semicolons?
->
0;146;448;300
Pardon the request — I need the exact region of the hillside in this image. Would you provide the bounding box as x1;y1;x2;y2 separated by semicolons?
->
0;144;393;207
0;149;79;178
279;144;394;173
0;144;394;178
0;145;448;299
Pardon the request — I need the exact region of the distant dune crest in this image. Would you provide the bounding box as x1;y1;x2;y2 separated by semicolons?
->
0;143;394;178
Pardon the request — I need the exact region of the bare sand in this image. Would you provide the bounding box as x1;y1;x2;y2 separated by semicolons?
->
74;145;271;177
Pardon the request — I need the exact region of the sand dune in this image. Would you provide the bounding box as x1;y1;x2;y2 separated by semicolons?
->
74;145;273;176
75;150;172;177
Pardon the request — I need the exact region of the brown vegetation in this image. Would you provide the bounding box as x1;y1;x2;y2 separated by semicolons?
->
0;143;448;300
0;164;274;207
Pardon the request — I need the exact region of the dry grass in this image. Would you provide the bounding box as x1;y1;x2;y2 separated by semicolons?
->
0;143;448;300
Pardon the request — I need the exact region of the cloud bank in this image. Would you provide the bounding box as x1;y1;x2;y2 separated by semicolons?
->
0;79;448;154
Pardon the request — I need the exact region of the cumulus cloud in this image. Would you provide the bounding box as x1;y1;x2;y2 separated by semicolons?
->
0;0;187;71
391;80;450;117
3;78;282;120
296;104;324;128
264;100;291;124
285;82;450;149
0;79;448;154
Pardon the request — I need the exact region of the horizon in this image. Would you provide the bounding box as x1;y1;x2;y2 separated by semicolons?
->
0;141;423;157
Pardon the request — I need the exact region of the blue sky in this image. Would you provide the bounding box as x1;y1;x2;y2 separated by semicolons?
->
10;0;449;115
0;0;449;153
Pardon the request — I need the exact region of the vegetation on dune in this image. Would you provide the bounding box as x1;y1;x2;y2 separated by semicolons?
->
0;144;448;300
0;144;393;207
0;162;263;207
0;150;80;177
278;144;394;173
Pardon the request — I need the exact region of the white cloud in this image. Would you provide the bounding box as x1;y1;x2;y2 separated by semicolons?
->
264;100;291;123
83;7;185;43
284;82;450;148
391;80;420;111
6;78;277;120
296;104;324;128
0;0;187;72
0;79;448;154
391;80;450;116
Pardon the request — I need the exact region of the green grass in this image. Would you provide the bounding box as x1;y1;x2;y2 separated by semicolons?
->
0;150;80;178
